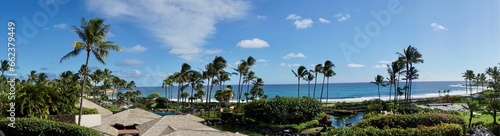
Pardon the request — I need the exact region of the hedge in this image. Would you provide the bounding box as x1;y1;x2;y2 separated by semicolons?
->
325;123;463;136
0;118;102;136
355;112;464;129
244;97;322;124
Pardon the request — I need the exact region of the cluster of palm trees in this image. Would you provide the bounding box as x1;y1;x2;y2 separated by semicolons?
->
437;90;450;97
162;56;265;110
371;45;424;103
462;66;500;94
291;60;335;103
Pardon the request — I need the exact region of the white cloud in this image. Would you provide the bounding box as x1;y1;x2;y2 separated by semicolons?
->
283;52;307;59
237;38;270;48
256;15;267;20
257;59;267;63
431;23;448;31
318;18;330;24
334;13;351;22
116;70;142;78
294;19;313;29
85;0;250;60
286;14;302;20
347;63;365;68
53;23;67;29
204;49;222;54
115;59;144;66
372;64;387;69
123;45;148;53
280;63;301;67
377;60;392;64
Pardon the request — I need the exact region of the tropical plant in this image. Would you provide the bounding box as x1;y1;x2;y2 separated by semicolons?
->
305;71;315;97
0;60;8;77
397;45;424;102
215;86;234;106
320;60;334;102
313;64;323;98
245;71;256;100
235;60;248;107
488;99;500;124
59;17;121;125
291;65;308;97
251;78;265;100
465;100;479;128
486;66;500;92
325;69;335;103
478;73;487;92
462;70;474;94
371;75;386;100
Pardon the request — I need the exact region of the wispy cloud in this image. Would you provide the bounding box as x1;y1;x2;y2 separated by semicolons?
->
53;23;67;29
204;49;222;54
85;0;250;60
431;23;448;31
115;69;142;78
286;14;313;29
280;63;301;67
115;59;144;66
237;38;270;48
373;60;391;69
372;65;387;69
377;60;392;64
256;15;267;20
318;18;330;24
334;13;350;22
347;63;364;68
123;45;148;53
283;52;306;59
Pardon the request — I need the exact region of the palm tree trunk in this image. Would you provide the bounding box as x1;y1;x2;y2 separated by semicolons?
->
308;81;311;97
237;74;242;107
313;73;318;98
206;77;210;106
177;83;181;111
389;83;393;102
326;77;329;103
377;85;381;100
320;75;326;103
78;50;91;125
297;78;300;97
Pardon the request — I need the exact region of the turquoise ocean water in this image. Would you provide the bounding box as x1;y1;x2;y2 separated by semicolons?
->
132;81;477;102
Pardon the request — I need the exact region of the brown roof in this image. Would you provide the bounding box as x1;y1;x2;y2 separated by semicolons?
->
80;98;113;117
92;124;118;136
102;108;162;126
138;115;245;136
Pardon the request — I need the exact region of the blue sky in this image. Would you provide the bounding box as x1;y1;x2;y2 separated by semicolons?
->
1;0;499;86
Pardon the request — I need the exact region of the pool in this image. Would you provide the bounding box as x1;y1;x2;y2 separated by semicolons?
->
154;111;175;116
329;113;364;128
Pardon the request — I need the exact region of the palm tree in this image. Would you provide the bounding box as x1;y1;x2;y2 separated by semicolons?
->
466;100;479;129
486;66;500;91
393;58;405;102
313;64;323;98
320;60;334;102
251;78;265;100
211;56;227;104
188;70;202;105
292;65;308;97
489;99;500;124
235;60;248;107
397;45;424;102
438;90;441;97
462;70;474;94
27;70;37;84
325;69;336;103
59;17;121;125
245;71;256;98
371;75;386;100
305;71;315;97
90;69;103;99
174;63;191;110
479;73;487;92
475;73;480;93
0;60;8;77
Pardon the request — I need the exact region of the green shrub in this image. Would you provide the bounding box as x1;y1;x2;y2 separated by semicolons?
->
325;123;463;136
355;112;464;129
0;118;102;136
70;107;99;115
244;97;322;124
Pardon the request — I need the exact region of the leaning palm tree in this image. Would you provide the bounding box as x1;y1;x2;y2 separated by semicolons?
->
325;69;336;103
305;71;315;97
397;45;423;102
235;60;248;107
462;70;474;94
392;59;405;102
313;64;323;98
59;17;121;125
292;65;308;97
0;60;8;77
479;73;487;92
466;100;479;129
371;75;386;100
320;60;334;102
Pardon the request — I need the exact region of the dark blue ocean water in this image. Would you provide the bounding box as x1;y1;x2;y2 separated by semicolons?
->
130;81;476;102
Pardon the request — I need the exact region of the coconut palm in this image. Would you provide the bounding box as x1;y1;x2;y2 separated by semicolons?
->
27;70;37;84
292;65;308;97
235;60;248;107
320;60;334;102
305;71;315;97
462;70;474;94
245;71;256;96
251;78;265;100
397;45;424;102
325;69;336;103
466;100;479;128
391;59;405;102
59;17;121;125
489;99;500;124
89;69;103;99
313;64;323;98
188;70;202;105
479;73;487;92
371;75;386;100
173;63;191;110
486;67;500;91
211;56;227;104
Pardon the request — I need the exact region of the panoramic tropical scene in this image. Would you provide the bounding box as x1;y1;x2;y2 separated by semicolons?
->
0;0;499;136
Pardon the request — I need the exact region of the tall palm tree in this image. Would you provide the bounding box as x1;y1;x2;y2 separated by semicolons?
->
251;78;265;100
479;73;487;92
462;70;474;94
313;64;323;98
211;56;227;104
486;66;500;91
466;100;479;128
59;18;121;125
397;45;423;102
305;71;315;97
245;71;256;96
174;63;191;110
27;70;38;84
235;60;248;107
0;60;8;77
325;69;335;103
371;75;385;100
90;69;103;99
320;60;334;102
489;99;500;125
391;59;405;102
292;65;308;97
188;70;202;105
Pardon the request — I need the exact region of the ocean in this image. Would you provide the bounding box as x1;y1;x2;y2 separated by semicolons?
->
132;81;480;103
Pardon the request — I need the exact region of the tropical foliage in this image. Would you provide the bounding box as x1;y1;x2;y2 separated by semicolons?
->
244;97;322;124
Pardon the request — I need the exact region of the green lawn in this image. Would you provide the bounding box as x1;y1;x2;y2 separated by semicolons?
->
461;111;495;124
301;127;323;134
